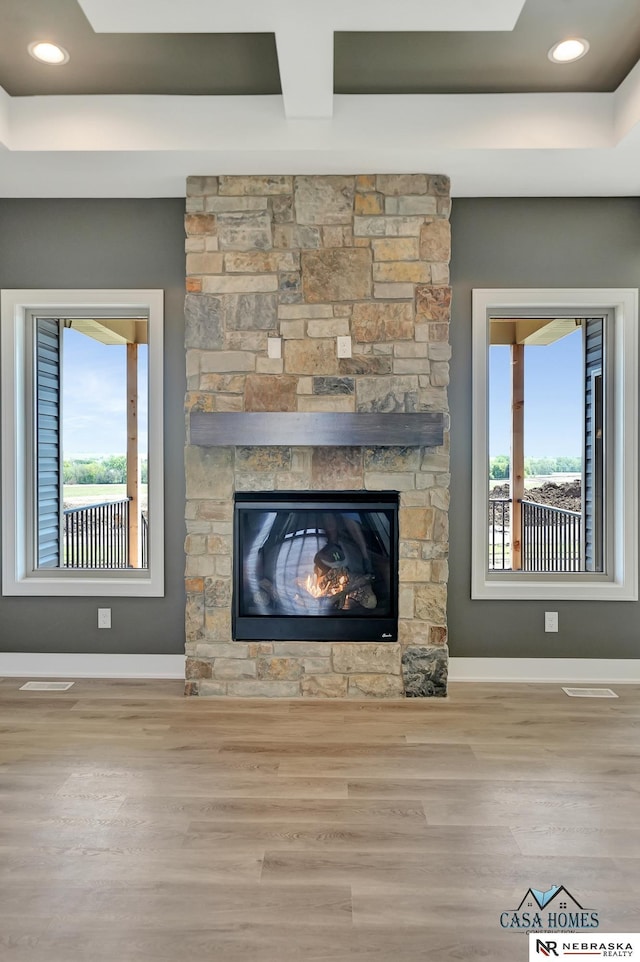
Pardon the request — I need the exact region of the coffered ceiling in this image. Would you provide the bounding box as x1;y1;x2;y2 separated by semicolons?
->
0;0;639;197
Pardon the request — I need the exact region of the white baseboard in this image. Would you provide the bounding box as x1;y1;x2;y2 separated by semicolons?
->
1;653;638;686
449;657;640;684
0;652;185;679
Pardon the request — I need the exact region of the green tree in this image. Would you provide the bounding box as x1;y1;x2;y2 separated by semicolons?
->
64;454;149;484
555;456;582;473
489;455;510;480
101;455;126;483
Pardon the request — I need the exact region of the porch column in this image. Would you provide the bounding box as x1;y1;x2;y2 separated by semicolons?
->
127;343;139;568
511;343;524;570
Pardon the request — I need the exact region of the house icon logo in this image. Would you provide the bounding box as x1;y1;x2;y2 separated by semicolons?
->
500;884;599;931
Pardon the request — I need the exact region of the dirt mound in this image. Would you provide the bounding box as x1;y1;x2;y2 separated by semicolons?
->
490;480;581;513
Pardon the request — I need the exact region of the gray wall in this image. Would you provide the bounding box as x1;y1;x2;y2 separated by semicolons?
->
3;196;639;660
449;197;640;658
0;199;186;654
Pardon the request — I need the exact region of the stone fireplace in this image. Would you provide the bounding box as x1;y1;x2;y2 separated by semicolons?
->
184;174;451;697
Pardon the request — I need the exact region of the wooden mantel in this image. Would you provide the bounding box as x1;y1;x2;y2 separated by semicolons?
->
190;412;445;448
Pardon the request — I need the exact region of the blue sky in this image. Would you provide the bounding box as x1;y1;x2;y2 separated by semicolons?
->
62;328;148;457
489;329;582;459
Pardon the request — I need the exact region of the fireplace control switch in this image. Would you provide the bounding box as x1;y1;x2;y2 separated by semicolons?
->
337;336;352;358
267;337;282;359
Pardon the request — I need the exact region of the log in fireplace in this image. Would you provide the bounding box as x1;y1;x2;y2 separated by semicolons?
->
233;492;399;642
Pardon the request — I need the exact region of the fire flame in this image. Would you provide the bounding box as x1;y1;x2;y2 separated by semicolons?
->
304;572;348;598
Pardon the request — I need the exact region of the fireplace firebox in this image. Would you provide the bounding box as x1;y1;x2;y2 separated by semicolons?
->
233;492;399;642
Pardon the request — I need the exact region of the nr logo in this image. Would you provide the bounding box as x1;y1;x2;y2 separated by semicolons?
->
536;940;559;957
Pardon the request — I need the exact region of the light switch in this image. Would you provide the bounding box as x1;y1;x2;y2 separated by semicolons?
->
267;337;282;359
337;336;352;358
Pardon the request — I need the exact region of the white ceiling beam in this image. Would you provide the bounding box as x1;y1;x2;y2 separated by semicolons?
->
5;92;613;152
275;24;334;118
2;144;640;198
0;86;10;150
78;0;527;121
614;58;640;143
78;0;526;34
1;48;638;198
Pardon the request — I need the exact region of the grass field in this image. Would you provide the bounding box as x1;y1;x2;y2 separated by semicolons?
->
64;484;148;508
489;473;581;491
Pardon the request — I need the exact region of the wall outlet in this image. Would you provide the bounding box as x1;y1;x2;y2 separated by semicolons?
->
267;337;282;359
544;611;558;632
98;608;111;629
337;336;352;358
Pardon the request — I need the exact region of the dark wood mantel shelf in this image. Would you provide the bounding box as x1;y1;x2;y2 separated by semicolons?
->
190;411;445;448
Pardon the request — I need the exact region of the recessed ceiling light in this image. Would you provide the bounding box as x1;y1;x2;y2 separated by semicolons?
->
548;38;590;64
28;41;70;66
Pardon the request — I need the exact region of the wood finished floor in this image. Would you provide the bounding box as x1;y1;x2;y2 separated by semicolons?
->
0;679;639;961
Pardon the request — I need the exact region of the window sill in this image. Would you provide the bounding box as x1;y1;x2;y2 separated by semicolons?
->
4;570;164;598
472;574;638;602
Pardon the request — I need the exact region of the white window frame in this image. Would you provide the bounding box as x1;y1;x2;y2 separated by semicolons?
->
1;289;164;597
472;288;638;601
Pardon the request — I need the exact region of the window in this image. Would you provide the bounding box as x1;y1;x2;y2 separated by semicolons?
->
1;290;164;596
472;289;637;601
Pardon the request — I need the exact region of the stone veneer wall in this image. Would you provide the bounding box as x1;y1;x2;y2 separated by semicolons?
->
184;174;451;698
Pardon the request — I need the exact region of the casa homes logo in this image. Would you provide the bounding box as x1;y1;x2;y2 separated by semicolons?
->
529;932;640;959
500;884;599;931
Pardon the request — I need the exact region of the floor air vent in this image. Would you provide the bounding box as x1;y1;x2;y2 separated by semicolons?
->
19;681;75;691
562;687;618;698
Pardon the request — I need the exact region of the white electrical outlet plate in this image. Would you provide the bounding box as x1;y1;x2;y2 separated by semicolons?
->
544;611;558;632
337;336;352;358
267;337;282;359
98;608;111;629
